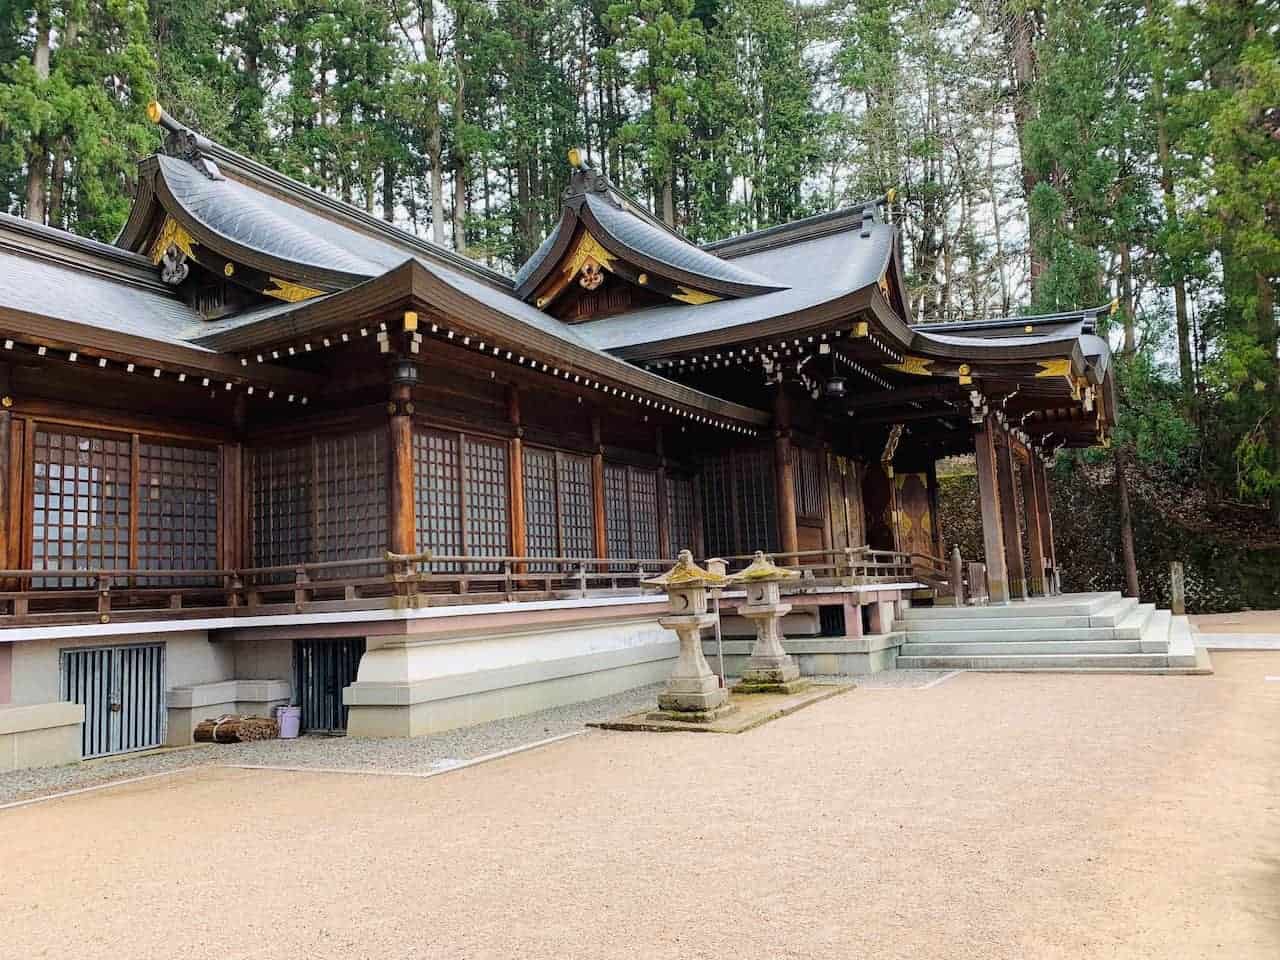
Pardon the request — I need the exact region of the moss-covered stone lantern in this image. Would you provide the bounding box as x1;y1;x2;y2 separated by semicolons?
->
643;550;734;720
728;551;808;693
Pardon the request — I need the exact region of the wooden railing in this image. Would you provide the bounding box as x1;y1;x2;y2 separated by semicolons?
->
0;545;934;628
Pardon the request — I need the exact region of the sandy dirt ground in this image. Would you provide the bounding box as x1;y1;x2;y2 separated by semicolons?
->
1193;610;1280;634
2;654;1278;960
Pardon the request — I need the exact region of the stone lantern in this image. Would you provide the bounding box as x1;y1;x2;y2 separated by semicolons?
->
729;551;806;693
643;550;734;720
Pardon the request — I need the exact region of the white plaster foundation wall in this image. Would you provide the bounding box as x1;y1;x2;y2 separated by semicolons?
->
2;630;259;763
345;615;678;737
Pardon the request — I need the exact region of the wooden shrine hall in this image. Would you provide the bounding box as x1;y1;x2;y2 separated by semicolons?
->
0;104;1120;767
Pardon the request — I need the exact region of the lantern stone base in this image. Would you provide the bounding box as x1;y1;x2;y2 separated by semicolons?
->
733;599;806;694
646;700;739;724
655;612;730;717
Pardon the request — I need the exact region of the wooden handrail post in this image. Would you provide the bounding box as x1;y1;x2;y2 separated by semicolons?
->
503;559;513;602
578;562;587;598
227;572;243;609
951;546;965;607
96;574;111;622
293;564;309;611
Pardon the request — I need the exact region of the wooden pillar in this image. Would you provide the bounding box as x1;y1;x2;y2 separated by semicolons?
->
973;415;1009;603
1020;455;1048;596
994;434;1026;599
507;386;526;558
591;416;607;558
773;390;798;560
655;426;671;559
926;459;944;558
1033;456;1059;593
388;379;416;555
0;362;9;573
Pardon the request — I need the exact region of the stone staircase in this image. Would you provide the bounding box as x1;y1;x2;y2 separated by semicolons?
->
895;592;1212;674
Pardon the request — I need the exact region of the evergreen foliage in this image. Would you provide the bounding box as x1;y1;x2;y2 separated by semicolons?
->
0;0;1276;521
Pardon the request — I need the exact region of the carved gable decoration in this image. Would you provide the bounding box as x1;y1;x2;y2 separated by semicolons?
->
514;150;787;322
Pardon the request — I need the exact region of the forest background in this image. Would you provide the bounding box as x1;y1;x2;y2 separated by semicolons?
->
1;0;1277;605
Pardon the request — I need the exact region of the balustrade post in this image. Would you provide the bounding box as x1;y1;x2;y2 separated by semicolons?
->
96;574;111;623
294;565;309;610
578;562;587;598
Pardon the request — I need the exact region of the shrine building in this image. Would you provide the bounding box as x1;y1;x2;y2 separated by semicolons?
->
0;104;1137;769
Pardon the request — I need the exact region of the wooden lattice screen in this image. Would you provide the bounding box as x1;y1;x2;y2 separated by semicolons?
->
137;441;219;584
249;443;311;567
412;428;511;567
314;430;387;570
603;462;659;560
666;474;697;556
699;446;778;557
30;428;133;587
523;446;594;569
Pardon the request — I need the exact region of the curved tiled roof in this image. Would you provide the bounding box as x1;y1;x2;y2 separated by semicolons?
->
581;193;783;292
157;156;399;278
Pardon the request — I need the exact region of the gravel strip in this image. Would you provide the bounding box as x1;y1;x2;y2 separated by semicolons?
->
0;682;665;805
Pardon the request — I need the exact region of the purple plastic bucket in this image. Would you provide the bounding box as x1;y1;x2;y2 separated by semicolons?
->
276;705;302;739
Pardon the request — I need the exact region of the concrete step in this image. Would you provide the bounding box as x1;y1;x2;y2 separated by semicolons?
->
903;625;1148;644
903;592;1120;621
1115;603;1157;640
899;639;1148;657
1166;615;1201;667
1138;608;1172;653
896;652;1175;671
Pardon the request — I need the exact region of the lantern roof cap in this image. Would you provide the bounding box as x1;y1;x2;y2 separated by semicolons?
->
728;551;800;584
643;550;731;589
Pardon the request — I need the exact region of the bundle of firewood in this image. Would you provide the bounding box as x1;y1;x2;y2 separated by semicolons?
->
193;714;279;743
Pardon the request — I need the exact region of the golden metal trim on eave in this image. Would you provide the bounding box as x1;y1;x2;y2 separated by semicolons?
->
886;355;933;376
672;286;720;305
264;277;324;303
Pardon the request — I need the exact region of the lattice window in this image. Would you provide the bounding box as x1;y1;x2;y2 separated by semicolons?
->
249;443;312;568
31;429;132;587
137;442;218;585
700;455;734;558
603;462;659;560
603;463;630;561
630;468;659;558
699;447;778;556
463;436;509;563
792;446;823;519
522;447;558;568
315;430;387;574
667;475;697;557
556;452;594;558
735;447;778;554
413;429;462;562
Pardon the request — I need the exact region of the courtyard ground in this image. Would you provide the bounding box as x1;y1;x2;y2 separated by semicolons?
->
1;653;1277;959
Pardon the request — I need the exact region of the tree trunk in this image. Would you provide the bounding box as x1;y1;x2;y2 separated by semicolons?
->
1115;448;1140;598
1005;1;1043;290
421;0;445;246
1120;242;1136;354
24;11;52;224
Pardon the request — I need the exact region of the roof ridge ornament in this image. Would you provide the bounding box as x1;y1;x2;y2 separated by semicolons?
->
564;146;612;202
147;101;224;182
